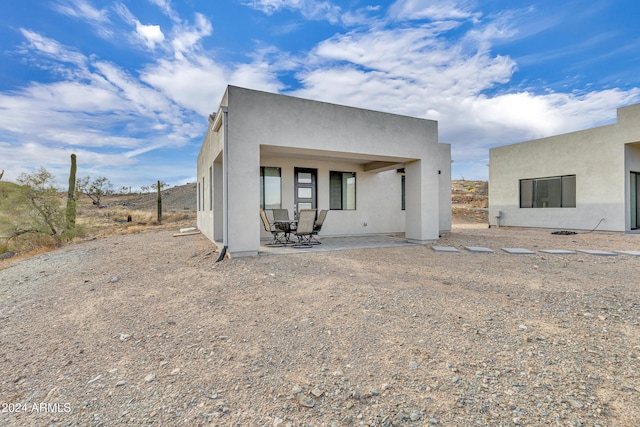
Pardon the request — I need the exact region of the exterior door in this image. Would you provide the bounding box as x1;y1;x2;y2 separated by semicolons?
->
294;168;317;217
632;172;639;230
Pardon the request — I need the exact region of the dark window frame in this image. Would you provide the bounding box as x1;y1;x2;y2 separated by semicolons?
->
401;174;406;211
330;171;357;210
520;175;576;208
260;166;282;210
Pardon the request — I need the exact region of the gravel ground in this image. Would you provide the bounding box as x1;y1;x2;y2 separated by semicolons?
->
0;226;639;426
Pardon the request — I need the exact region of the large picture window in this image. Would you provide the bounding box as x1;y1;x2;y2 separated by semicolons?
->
520;175;576;208
330;171;356;210
260;167;281;210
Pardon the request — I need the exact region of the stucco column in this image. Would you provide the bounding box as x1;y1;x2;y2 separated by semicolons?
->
224;113;261;257
405;159;440;243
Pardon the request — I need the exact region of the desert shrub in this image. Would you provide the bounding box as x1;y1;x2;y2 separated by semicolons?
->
0;169;86;254
76;176;114;208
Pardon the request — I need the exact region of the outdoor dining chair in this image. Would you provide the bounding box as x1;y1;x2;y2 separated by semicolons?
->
310;209;328;244
260;209;285;247
291;209;316;248
272;209;290;221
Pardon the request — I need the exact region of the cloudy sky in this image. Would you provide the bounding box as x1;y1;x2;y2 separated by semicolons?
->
1;0;639;189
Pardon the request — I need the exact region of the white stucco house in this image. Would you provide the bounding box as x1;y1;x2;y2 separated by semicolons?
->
489;103;640;233
196;86;452;257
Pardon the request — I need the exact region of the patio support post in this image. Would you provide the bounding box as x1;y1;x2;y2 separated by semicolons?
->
405;159;440;244
224;107;261;257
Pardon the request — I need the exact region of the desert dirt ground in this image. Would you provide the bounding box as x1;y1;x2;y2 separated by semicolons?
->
1;222;639;426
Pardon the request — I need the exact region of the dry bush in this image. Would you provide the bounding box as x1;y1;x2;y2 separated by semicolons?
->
3;232;59;255
76;206;196;238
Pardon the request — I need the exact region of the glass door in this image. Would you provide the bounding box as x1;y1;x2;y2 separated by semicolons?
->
294;168;317;217
632;172;639;230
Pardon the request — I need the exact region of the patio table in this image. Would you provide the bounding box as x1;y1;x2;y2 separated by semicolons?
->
273;220;297;244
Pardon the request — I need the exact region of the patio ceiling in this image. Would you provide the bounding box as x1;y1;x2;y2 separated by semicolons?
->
260;145;416;173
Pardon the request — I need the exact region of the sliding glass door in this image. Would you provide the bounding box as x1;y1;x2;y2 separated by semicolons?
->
632;172;639;230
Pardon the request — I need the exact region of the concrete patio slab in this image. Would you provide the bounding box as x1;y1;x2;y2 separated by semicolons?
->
540;249;577;254
465;246;495;253
576;250;618;256
432;246;460;252
614;250;640;256
502;248;536;254
259;234;416;255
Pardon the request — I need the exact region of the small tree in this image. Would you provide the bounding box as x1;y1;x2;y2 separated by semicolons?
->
0;168;65;238
77;176;114;207
119;186;130;194
140;185;150;193
150;181;167;191
19;168;64;236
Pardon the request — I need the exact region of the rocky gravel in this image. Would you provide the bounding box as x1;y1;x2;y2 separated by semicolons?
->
0;227;639;426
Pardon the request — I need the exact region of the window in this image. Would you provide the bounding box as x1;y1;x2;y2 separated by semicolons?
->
197;181;201;211
401;175;406;211
260;167;281;210
520;175;576;208
209;166;213;210
330;171;356;210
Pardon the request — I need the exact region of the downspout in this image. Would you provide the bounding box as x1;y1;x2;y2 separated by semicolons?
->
217;106;229;262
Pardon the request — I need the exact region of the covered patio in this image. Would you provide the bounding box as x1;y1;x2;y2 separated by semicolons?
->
259;233;416;255
197;86;451;258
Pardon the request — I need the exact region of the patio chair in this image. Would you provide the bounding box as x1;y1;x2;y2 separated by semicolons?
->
310;209;328;244
291;209;316;248
272;209;290;221
260;209;285;247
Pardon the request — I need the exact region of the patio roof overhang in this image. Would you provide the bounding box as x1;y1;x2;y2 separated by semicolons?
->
260;145;416;173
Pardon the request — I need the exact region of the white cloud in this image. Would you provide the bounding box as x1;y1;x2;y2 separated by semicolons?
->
136;23;165;49
0;26;212;187
169;13;213;60
140;51;284;117
389;0;478;21
53;0;109;22
147;0;181;23
19;29;88;67
294;23;517;115
52;0;113;38
140;57;228;116
245;0;342;23
114;3;166;51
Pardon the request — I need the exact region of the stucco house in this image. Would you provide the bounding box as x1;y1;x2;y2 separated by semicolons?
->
489;103;640;233
196;86;452;257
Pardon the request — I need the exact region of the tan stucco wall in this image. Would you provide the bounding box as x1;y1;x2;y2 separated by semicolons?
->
198;86;449;257
438;143;452;234
196;111;224;244
489;103;640;232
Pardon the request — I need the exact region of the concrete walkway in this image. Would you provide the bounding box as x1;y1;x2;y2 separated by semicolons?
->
259;235;640;257
432;246;640;256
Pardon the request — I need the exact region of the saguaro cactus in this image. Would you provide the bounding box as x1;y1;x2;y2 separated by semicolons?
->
0;169;4;180
157;180;162;224
66;154;77;227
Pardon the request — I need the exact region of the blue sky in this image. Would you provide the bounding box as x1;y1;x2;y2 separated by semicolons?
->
1;0;639;190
